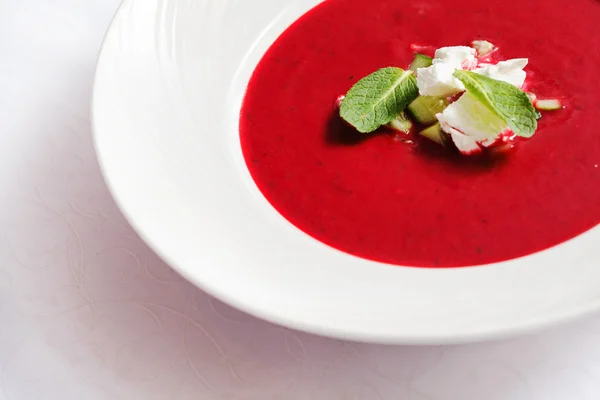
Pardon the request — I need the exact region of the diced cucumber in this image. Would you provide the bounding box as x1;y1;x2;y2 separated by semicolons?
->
419;123;448;146
471;40;496;57
409;53;433;72
535;99;563;111
407;96;449;125
528;94;542;120
526;92;537;105
387;112;413;133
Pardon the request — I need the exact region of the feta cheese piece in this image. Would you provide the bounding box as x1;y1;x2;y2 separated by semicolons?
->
417;63;465;97
416;46;478;97
473;58;528;88
436;92;509;154
448;130;482;155
433;46;477;70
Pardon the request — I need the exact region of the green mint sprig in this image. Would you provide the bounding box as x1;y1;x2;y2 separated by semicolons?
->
454;70;538;138
339;67;419;133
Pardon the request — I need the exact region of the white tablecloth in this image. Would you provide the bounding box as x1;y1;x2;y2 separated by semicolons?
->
2;1;600;399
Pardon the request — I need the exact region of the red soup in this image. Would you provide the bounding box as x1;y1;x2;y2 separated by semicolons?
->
239;0;600;268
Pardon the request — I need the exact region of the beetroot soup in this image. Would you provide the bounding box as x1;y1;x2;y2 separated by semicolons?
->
239;0;600;268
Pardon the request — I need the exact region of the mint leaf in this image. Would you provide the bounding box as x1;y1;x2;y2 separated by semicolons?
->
340;67;419;133
454;70;538;138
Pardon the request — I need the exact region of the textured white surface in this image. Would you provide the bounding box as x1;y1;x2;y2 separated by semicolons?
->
3;0;600;399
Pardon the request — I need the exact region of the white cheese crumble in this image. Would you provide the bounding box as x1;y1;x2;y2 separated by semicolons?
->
473;58;528;88
417;46;477;97
417;63;465;97
432;46;477;70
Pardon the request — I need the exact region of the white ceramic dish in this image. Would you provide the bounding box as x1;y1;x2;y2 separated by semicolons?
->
92;0;600;344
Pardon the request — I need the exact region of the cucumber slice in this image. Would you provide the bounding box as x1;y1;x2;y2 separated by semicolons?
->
535;99;563;111
387;112;413;133
407;96;449;125
419;123;448;146
409;53;433;72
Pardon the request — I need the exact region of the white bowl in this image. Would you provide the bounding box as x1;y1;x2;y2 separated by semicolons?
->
92;0;600;344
